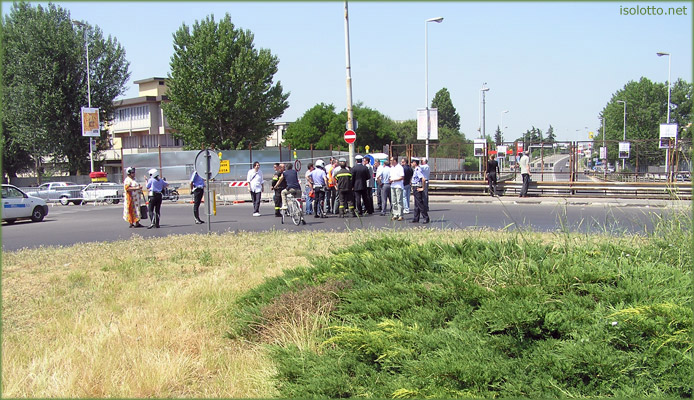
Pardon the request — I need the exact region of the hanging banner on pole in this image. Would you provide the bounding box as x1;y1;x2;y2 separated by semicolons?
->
659;123;677;149
416;108;438;140
496;145;507;158
618;142;630;159
81;107;100;137
599;146;607;159
474;139;486;157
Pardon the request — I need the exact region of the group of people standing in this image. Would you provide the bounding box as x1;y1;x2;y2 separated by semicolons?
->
121;155;433;228
486;150;531;197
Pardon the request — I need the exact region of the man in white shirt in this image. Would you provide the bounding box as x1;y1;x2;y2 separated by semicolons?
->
388;156;405;221
519;151;531;197
246;161;263;216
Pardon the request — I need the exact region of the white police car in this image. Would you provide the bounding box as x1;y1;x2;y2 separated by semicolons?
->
2;184;49;224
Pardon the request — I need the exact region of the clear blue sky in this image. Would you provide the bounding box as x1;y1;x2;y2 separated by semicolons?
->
3;1;692;142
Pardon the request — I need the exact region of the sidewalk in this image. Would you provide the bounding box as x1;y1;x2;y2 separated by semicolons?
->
430;194;691;208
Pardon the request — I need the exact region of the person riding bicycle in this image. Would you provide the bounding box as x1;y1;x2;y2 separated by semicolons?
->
277;162;301;210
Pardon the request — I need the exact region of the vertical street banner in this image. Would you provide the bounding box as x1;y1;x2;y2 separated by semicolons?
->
81;107;101;137
416;108;438;140
474;139;486;157
659;123;678;149
618;142;630;159
496;145;507;158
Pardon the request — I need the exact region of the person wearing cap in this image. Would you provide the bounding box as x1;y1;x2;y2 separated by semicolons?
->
123;167;144;228
303;163;314;215
351;155;373;215
519;150;531;197
410;158;429;224
146;168;168;228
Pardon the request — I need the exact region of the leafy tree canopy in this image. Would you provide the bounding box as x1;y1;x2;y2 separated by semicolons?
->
597;77;692;164
163;13;289;150
284;102;396;151
431;87;461;132
2;1;130;177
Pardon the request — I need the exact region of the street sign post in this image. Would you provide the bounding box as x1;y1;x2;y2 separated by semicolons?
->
344;130;356;144
194;149;220;233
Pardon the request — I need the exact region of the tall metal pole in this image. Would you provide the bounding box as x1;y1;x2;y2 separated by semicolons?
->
425;20;429;160
73;21;94;173
657;52;672;176
602;116;607;180
424;17;443;161
344;1;355;167
617;100;626;171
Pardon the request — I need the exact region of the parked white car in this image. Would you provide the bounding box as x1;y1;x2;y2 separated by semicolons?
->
81;182;123;204
2;184;49;224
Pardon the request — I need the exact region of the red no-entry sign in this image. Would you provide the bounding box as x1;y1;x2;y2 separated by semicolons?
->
344;130;356;144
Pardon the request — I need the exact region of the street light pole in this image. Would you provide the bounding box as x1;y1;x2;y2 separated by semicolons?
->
424;17;443;160
478;84;489;173
500;110;508;171
616;100;626;171
72;20;94;173
344;1;355;167
657;52;672;176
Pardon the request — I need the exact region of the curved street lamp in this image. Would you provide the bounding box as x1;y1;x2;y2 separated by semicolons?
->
424;17;443;160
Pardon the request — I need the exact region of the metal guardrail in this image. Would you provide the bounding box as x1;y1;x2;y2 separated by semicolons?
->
428;180;692;200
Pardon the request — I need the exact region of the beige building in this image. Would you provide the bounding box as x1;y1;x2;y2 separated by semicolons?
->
102;77;182;177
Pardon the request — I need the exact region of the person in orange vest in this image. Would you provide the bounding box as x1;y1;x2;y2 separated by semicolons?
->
325;157;338;215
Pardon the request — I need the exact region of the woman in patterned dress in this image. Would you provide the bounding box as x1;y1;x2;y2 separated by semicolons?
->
123;167;143;228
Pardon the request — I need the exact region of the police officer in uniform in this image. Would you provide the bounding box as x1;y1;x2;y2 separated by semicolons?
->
146;168;168;228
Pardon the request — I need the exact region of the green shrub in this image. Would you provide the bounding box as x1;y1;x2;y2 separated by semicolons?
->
229;230;692;398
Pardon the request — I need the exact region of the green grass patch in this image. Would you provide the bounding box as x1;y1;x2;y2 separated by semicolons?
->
230;230;692;398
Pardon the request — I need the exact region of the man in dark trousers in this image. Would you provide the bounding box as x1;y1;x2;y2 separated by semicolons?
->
351;155;373;215
334;157;356;217
271;163;286;217
401;157;414;214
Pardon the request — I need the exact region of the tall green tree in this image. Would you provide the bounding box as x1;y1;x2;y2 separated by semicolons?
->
163;14;289;150
392;119;417;145
494;125;502;145
546;125;556;142
597;77;692;165
431;87;460;132
2;2;130;177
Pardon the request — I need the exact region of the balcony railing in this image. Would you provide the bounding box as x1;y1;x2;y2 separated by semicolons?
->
121;134;182;149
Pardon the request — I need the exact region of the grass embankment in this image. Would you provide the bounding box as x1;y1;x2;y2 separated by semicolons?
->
231;224;692;398
2;219;691;397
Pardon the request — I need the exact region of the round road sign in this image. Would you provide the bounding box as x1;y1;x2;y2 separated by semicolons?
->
344;130;356;144
194;149;221;180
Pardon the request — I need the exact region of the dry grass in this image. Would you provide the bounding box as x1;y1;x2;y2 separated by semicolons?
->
1;228;621;397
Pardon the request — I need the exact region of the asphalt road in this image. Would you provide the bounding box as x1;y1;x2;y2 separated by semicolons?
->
2;196;684;252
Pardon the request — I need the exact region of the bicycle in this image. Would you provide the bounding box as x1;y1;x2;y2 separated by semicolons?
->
280;192;306;226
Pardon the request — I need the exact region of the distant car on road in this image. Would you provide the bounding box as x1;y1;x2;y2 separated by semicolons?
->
2;184;49;224
81;182;123;204
24;181;84;205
